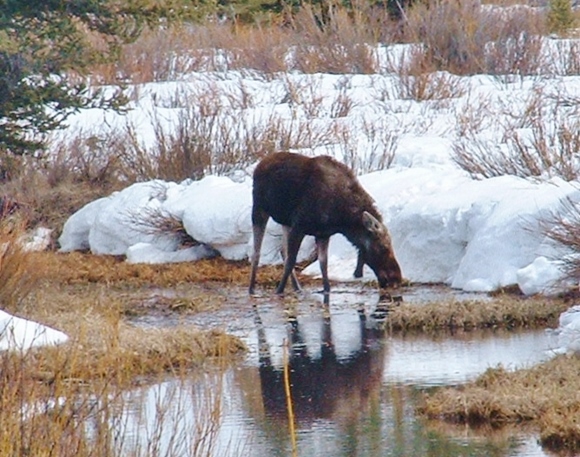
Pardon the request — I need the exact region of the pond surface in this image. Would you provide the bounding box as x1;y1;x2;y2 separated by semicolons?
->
122;285;562;457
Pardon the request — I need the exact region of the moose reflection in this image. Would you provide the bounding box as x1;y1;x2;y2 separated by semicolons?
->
254;303;387;426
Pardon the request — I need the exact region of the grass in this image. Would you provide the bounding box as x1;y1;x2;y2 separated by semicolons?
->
418;355;580;451
5;252;248;385
385;296;568;332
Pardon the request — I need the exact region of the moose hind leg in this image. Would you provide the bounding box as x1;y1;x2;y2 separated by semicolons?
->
249;210;268;295
277;227;304;294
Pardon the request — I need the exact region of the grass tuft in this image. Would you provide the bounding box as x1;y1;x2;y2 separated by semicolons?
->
386;296;567;332
419;355;580;451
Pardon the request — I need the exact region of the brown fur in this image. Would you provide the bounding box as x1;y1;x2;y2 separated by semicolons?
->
249;152;402;295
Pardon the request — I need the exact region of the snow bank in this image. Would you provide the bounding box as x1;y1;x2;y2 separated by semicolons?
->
58;163;580;295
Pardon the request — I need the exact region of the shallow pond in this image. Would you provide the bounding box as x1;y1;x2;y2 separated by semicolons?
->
122;285;562;457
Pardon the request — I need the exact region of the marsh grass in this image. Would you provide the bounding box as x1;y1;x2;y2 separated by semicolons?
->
0;232;245;456
0;330;241;456
44;251;292;287
419;355;580;451
386;296;568;332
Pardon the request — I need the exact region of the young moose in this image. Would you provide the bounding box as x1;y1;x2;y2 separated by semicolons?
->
248;152;402;296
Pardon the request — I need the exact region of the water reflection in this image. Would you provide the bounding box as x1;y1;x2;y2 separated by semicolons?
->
119;289;559;457
383;330;555;387
255;305;386;427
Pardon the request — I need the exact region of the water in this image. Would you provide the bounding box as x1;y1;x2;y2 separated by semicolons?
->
120;285;561;457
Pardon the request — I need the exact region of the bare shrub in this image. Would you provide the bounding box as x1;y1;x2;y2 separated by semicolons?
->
329;86;355;118
398;69;467;102
222;23;290;74
127;205;198;248
113;97;342;183
547;40;580;76
88;1;398;82
482;5;546;77
485;30;544;78
282;76;325;118
287;3;379;74
359;118;399;171
0;143;123;233
453;115;580;180
540;197;580;284
389;46;467;101
241;114;337;157
454;93;494;137
402;0;489;75
326;119;398;173
452;137;511;179
401;0;546;76
46;134;127;188
511;118;580;180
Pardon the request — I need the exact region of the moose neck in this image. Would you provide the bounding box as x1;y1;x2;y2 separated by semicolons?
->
342;226;371;252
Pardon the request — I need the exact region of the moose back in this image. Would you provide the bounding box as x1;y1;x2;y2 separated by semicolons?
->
248;152;402;295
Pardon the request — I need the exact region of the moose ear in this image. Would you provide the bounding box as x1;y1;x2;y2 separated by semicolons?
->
362;211;385;235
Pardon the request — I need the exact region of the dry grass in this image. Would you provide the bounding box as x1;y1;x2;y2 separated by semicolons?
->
0;218;46;309
3;250;248;384
0;223;246;456
386;296;568;332
19;303;244;383
1;232;578;452
41;251;290;287
419;355;580;451
25;182;113;234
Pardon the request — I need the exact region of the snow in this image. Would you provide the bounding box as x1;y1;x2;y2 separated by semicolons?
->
548;306;580;354
52;42;580;297
0;310;68;352
0;234;69;353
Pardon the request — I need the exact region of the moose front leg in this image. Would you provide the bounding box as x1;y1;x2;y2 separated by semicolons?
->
277;227;305;294
354;250;364;278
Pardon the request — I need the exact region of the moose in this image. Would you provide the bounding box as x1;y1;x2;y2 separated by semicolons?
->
248;152;402;296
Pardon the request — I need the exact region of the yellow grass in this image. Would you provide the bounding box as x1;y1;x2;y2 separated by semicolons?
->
419;355;580;451
386;296;568;331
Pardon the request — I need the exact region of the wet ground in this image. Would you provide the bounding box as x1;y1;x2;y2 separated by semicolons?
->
122;284;562;457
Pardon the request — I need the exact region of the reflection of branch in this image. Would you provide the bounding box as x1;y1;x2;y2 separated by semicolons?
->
283;338;298;457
